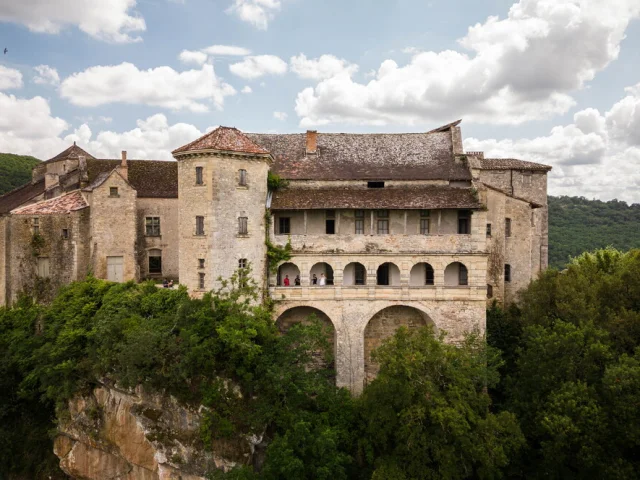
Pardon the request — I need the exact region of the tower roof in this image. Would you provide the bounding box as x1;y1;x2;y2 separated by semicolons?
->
172;126;270;156
45;143;96;164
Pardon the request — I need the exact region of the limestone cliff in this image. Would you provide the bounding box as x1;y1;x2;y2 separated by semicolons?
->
53;385;252;479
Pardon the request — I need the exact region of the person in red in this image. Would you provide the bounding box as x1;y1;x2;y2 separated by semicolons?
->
283;275;290;286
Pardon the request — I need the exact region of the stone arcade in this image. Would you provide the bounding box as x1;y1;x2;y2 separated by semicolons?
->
0;120;551;392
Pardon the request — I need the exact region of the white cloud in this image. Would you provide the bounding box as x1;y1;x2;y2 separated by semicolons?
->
0;65;22;90
202;45;252;56
465;81;640;202
0;92;69;157
229;55;287;79
0;0;146;43
273;111;288;121
290;54;359;81
178;50;208;66
296;0;640;127
242;86;253;93
33;65;60;86
227;0;281;30
60;62;236;112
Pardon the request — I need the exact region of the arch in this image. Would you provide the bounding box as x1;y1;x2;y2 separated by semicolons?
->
376;262;400;286
310;262;334;286
444;262;469;286
343;262;367;286
276;306;336;372
148;248;162;275
364;306;434;384
410;262;435;286
277;262;300;286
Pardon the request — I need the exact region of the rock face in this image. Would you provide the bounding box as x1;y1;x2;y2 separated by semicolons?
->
54;385;252;480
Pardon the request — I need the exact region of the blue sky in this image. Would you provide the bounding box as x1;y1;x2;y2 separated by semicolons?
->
1;0;640;202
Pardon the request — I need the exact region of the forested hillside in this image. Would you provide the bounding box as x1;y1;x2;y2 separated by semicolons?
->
548;196;640;269
0;153;41;195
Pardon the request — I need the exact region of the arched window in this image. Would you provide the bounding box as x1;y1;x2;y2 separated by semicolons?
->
444;262;468;286
344;262;367;286
377;262;400;286
410;263;435;286
310;262;334;286
148;249;162;274
277;262;300;286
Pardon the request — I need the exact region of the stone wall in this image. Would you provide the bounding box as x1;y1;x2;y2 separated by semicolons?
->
178;153;270;295
273;296;486;394
7;209;91;303
137;198;179;281
89;171;138;282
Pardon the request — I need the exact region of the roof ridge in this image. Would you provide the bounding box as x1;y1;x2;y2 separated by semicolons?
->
172;126;269;155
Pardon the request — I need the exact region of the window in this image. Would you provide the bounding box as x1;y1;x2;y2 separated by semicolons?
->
148;249;162;274
486;223;492;237
110;187;118;197
62;228;69;239
368;181;385;188
37;257;50;278
377;210;389;234
238;217;248;235
377;263;390;285
354;210;365;234
420;210;430;235
326;210;335;234
487;284;493;299
355;263;366;285
32;217;39;235
459;264;469;286
425;264;435;285
278;217;290;235
238;258;248;286
198;258;205;269
505;218;512;237
195;166;204;185
458;210;470;234
238;169;247;186
196;216;205;235
505;264;511;282
199;272;205;290
145;217;161;236
523;171;532;185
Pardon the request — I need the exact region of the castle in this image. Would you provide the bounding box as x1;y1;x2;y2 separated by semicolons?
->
0;120;550;392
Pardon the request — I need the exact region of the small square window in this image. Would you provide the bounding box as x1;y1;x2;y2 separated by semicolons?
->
62;228;69;239
377;219;389;234
198;258;205;269
195;167;204;185
486;223;492;237
278;217;290;235
377;209;389;218
368;181;385;188
110;187;118;197
487;284;494;298
145;217;161;236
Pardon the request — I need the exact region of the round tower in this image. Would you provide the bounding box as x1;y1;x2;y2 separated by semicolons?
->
173;127;272;295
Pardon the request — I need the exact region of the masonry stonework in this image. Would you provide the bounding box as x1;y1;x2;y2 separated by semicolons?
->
0;123;550;393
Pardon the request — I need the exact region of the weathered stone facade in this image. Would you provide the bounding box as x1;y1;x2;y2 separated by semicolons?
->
0;122;550;395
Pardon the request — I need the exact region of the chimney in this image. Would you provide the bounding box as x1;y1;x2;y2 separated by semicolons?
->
306;130;318;154
79;155;89;187
119;150;128;180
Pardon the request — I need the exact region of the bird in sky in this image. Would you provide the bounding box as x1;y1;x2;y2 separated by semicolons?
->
3;48;7;54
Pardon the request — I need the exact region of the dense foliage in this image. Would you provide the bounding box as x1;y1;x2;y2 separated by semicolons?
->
0;153;41;195
2;248;640;479
548;196;640;269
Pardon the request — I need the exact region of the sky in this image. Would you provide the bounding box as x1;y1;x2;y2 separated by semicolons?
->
0;0;639;203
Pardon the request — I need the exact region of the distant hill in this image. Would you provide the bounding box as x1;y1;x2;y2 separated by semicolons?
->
0;153;41;195
548;195;640;269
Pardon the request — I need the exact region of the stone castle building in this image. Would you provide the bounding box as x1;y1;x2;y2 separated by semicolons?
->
0;120;550;392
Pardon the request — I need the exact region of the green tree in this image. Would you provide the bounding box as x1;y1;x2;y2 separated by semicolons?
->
358;327;524;480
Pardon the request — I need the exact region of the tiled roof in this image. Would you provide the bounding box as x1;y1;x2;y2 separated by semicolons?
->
44;143;95;164
0;180;45;214
11;190;88;215
481;158;552;171
271;186;482;210
173;126;270;155
85;159;178;198
247;131;470;181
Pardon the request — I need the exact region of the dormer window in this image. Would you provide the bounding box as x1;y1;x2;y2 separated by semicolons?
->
368;181;385;188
